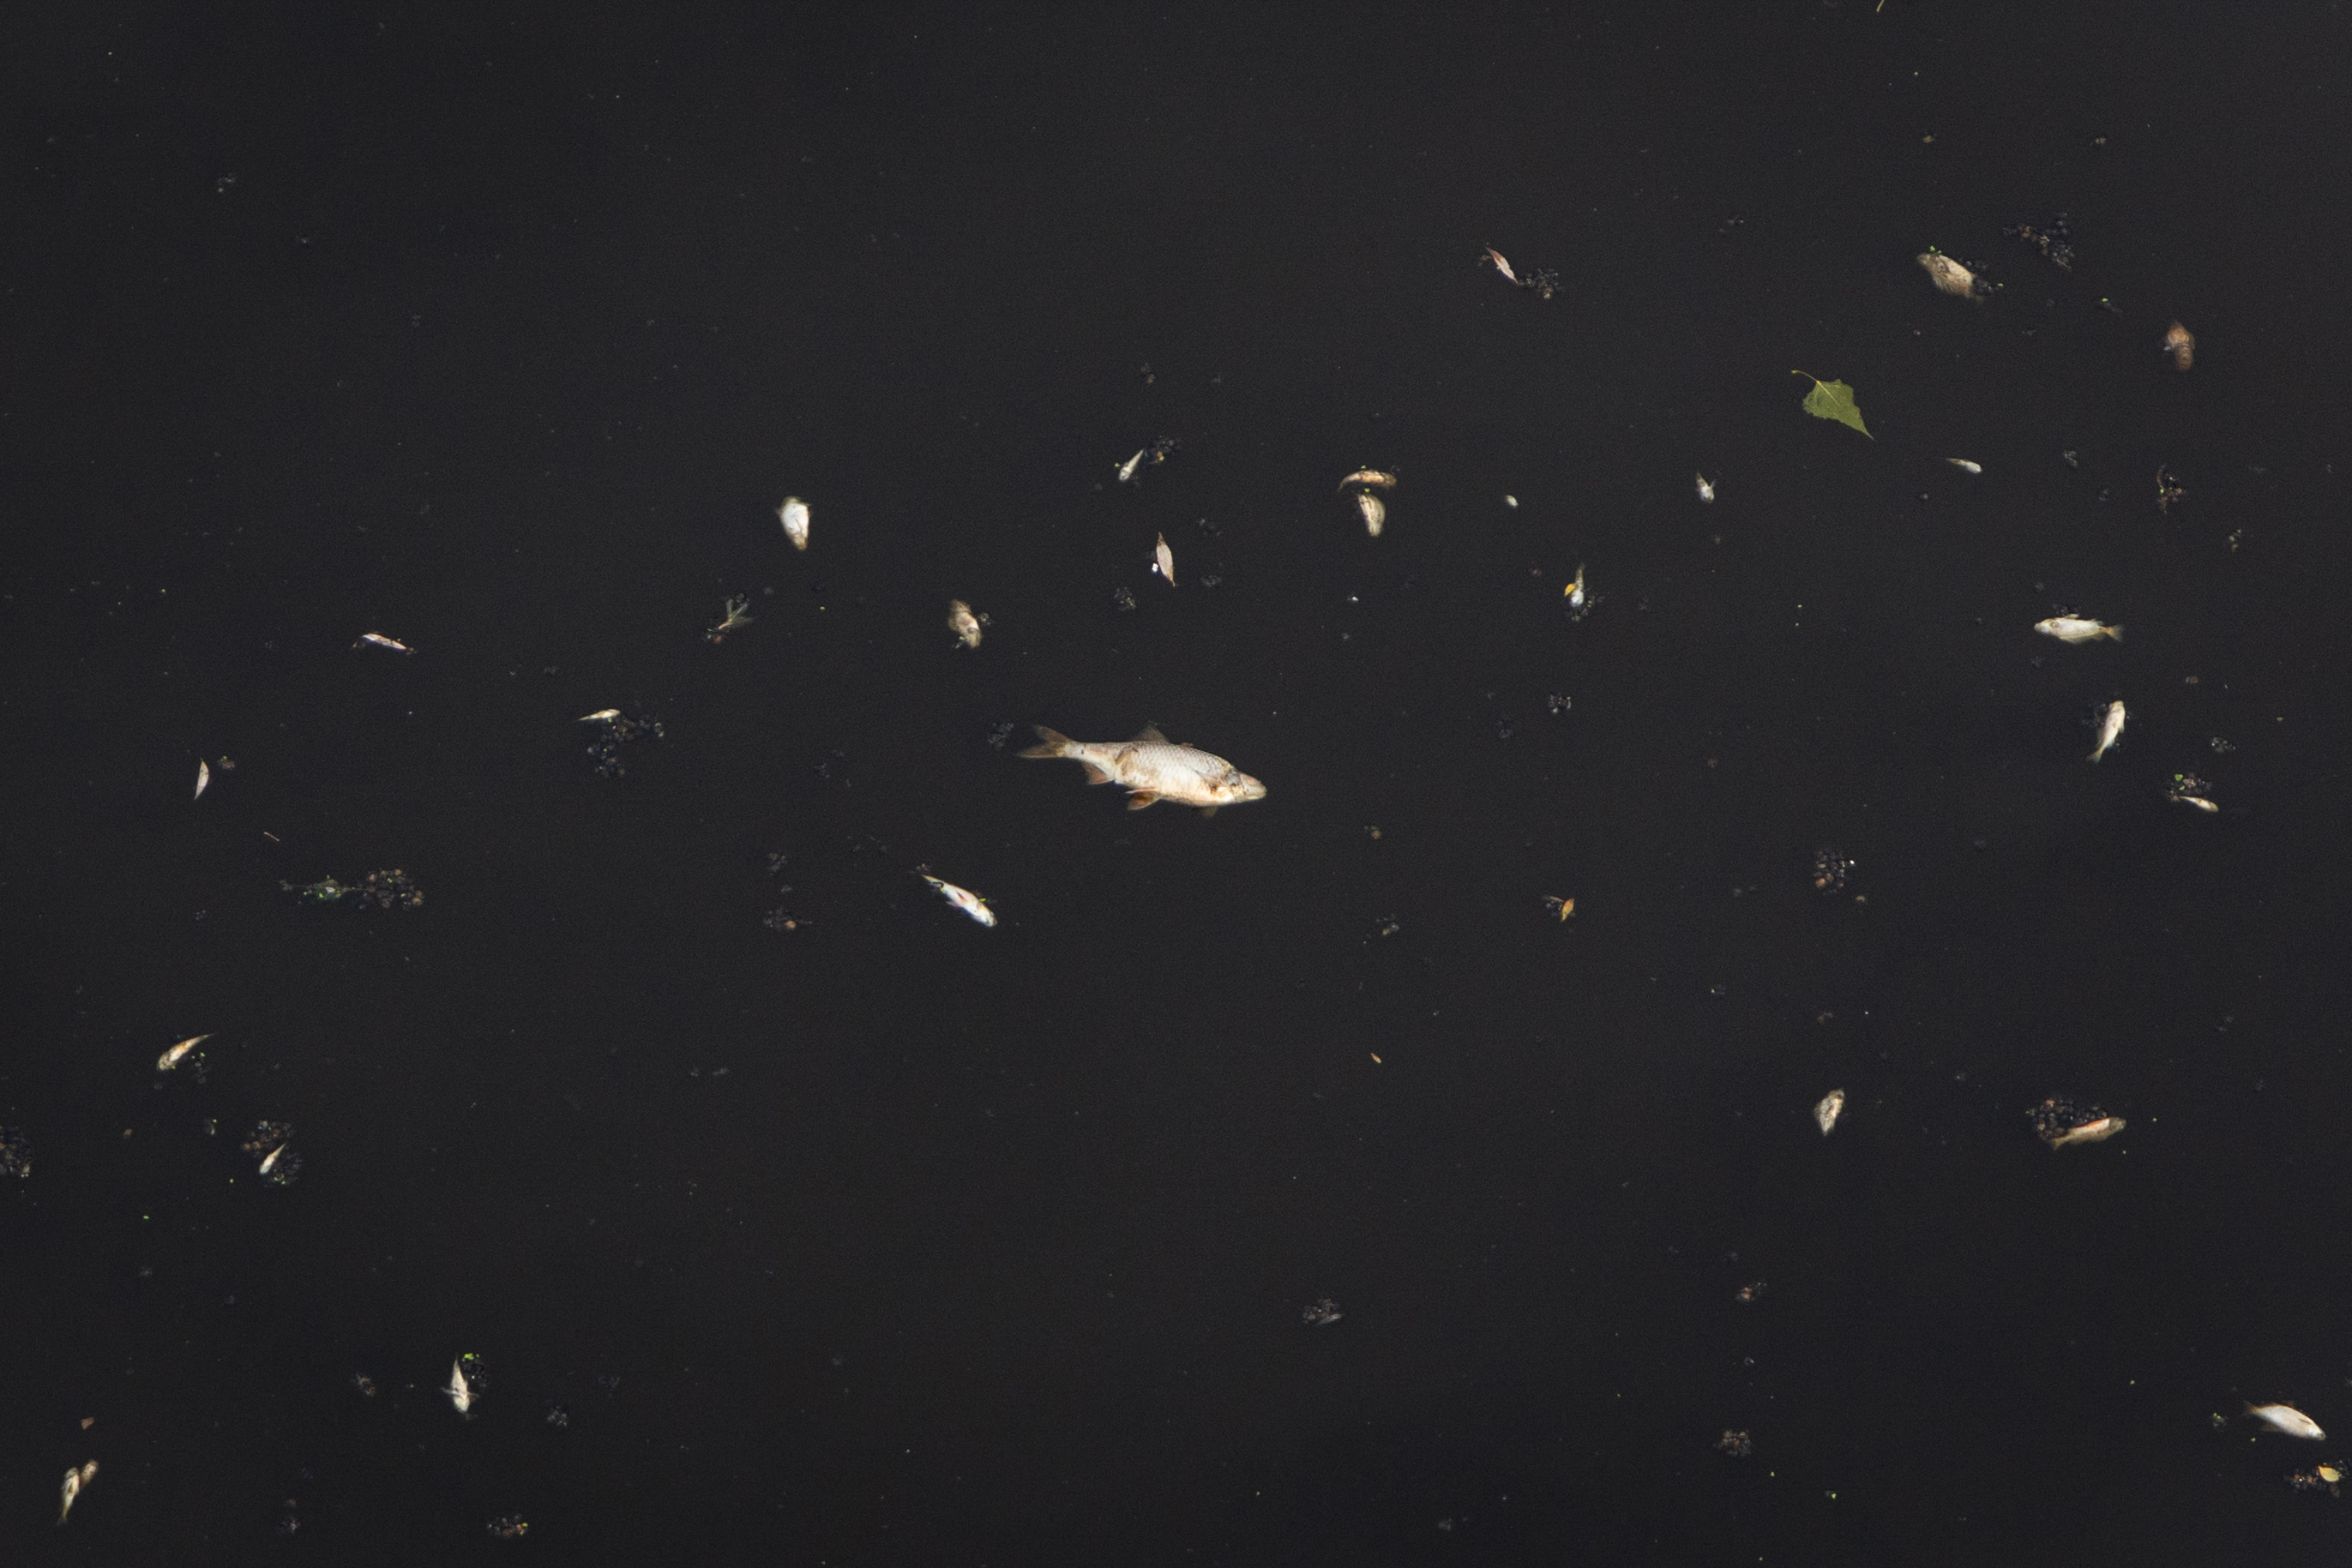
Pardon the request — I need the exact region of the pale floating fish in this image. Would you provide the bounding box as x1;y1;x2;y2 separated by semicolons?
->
1354;491;1386;538
2249;1403;2327;1441
1946;458;1983;475
2163;321;2195;371
2088;699;2127;763
194;759;210;799
58;1460;97;1525
2029;1094;2126;1148
2173;793;2220;813
1503;495;1519;508
443;1358;474;1417
355;632;413;654
1917;250;1984;300
1542;895;1575;921
1563;563;1588;616
1020;724;1266;814
1336;469;1399;491
1116;448;1147;485
258;1142;288;1175
1483;245;1519;285
777;496;810;550
157;1033;211;1072
578;708;622;724
1153;532;1176;586
1815;1089;1846;1136
1695;473;1715;503
947;599;984;650
2036;616;2123;644
919;871;996;928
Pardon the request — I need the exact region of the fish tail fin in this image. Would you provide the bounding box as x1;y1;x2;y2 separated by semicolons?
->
2106;625;2124;641
1018;726;1074;760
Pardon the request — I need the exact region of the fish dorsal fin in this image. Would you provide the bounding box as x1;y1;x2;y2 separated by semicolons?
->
1131;724;1169;744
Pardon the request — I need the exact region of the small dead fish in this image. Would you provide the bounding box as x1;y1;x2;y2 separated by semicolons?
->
1153;532;1176;586
2048;1114;2126;1148
919;872;996;928
1354;491;1386;538
1695;473;1715;503
578;709;622;723
1483;246;1519;285
258;1142;288;1175
2173;793;2220;813
355;632;413;654
2163;321;2196;371
947;599;984;650
1116;448;1147;484
194;759;210;799
777;496;810;550
1503;495;1519;508
1564;563;1588;614
1946;458;1983;475
1543;895;1575;921
1336;469;1399;491
2249;1403;2327;1441
158;1033;211;1072
1917;250;1984;300
704;594;753;643
444;1358;474;1417
2089;700;2127;763
58;1460;97;1525
1020;724;1266;814
1815;1089;1846;1136
2036;616;2123;644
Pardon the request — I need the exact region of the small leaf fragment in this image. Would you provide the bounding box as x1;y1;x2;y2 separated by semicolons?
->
1793;371;1872;439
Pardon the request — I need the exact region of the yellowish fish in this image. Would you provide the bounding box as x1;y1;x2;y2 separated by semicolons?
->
1695;473;1715;503
58;1460;97;1525
1815;1089;1846;1136
1336;469;1399;491
158;1033;211;1072
1354;491;1386;537
1917;251;1983;299
947;599;984;649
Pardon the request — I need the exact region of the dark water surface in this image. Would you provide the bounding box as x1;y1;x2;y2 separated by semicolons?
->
8;4;2352;1562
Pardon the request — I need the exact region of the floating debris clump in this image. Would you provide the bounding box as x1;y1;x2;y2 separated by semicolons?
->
486;1515;530;1541
2002;213;2075;271
280;870;423;909
1302;1296;1342;1326
0;1124;32;1179
703;594;754;644
1810;849;1855;893
580;711;665;778
1716;1430;1754;1457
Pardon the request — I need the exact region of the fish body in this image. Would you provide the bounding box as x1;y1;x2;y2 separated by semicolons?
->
2048;1114;2125;1147
1695;473;1715;503
158;1034;211;1072
1918;251;1982;299
2174;794;2219;813
920;873;996;928
258;1143;287;1175
1815;1089;1846;1136
195;759;210;799
444;1359;474;1417
1483;246;1519;285
1020;724;1266;813
2249;1403;2326;1440
777;496;810;550
1353;491;1386;537
2088;700;2127;762
2036;616;2122;644
578;709;621;724
1337;469;1399;491
356;632;413;653
1946;458;1983;475
947;599;984;649
1116;448;1146;484
59;1461;96;1524
2164;321;2195;371
1564;564;1588;615
1153;532;1176;586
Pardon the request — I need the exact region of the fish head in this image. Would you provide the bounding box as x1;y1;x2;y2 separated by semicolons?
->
1217;769;1267;804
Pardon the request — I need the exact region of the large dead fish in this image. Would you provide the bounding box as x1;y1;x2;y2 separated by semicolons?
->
58;1460;97;1525
777;496;810;550
1020;724;1266;814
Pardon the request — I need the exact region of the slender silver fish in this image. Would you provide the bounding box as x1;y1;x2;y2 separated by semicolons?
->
444;1359;474;1417
2036;616;2122;644
1483;246;1519;285
1020;724;1266;814
1153;532;1176;586
919;872;996;928
1116;449;1147;484
194;759;211;800
355;632;413;653
2088;700;2126;763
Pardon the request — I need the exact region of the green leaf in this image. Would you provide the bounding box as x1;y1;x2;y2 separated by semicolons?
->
1793;371;1872;439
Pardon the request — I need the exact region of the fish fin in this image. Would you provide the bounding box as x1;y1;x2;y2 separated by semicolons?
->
1131;724;1168;743
1080;763;1112;784
1125;790;1159;810
2106;625;2124;641
1198;805;1219;819
1017;725;1073;760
